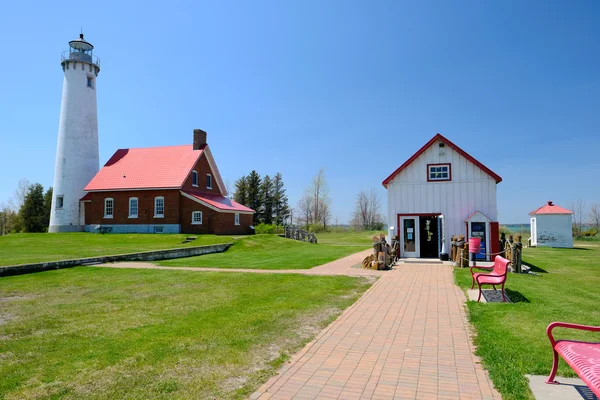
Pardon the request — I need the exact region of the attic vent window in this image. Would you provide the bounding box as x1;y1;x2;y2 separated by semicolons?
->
428;163;451;182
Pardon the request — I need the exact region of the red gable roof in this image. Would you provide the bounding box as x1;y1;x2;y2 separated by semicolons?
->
529;201;573;215
382;133;502;187
181;190;255;213
85;144;205;191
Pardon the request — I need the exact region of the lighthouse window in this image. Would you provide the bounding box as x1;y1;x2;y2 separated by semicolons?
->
154;197;164;218
56;196;64;209
104;198;114;218
87;76;94;89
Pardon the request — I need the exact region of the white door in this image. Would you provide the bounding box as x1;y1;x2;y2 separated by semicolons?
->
530;218;537;246
400;217;419;258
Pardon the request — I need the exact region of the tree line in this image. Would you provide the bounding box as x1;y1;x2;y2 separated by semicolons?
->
0;179;53;234
570;199;600;237
233;171;290;225
294;168;384;232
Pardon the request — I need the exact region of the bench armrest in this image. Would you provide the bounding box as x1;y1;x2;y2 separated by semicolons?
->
547;322;600;347
470;266;494;274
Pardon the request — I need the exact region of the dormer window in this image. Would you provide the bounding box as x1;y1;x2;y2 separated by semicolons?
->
428;163;451;182
206;174;212;190
192;170;198;187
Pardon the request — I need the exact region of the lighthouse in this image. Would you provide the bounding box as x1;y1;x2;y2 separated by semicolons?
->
49;34;100;232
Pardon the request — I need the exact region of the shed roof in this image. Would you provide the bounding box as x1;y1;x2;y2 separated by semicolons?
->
529;201;573;215
382;133;502;187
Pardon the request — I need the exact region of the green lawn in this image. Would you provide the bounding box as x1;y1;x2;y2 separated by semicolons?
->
316;230;386;246
159;235;370;269
0;233;233;266
454;242;600;400
0;267;371;399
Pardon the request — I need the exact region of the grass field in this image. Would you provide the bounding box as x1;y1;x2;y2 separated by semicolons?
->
0;233;232;266
159;235;373;269
454;242;600;400
0;267;372;399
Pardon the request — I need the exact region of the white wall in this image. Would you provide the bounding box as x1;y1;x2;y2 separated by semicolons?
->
386;138;498;253
534;214;573;248
49;59;100;232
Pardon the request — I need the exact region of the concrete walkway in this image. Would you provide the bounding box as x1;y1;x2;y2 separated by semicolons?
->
95;249;385;277
251;264;500;400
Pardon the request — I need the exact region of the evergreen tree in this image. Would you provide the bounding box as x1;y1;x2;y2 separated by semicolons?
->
43;187;53;228
259;175;274;224
246;170;262;224
273;172;290;225
19;183;46;233
233;176;248;206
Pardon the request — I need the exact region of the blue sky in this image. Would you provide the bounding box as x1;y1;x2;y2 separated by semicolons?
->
0;0;598;224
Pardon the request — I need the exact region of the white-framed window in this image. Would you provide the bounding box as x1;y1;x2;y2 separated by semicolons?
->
129;197;138;218
104;198;114;218
56;195;64;209
206;174;212;189
234;213;240;225
428;163;451;181
154;196;164;218
192;211;203;225
192;170;198;187
87;76;95;89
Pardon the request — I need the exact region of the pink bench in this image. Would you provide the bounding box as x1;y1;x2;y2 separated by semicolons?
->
546;322;600;397
470;255;510;302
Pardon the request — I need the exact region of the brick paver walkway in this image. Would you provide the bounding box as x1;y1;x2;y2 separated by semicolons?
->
251;264;500;400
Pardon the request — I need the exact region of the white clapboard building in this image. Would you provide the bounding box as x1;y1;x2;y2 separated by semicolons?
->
382;133;502;260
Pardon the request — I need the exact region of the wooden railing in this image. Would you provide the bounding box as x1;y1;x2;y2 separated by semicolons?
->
283;225;317;243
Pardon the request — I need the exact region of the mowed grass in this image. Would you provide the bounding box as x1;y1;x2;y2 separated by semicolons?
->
316;230;386;246
0;233;233;266
0;267;372;399
159;235;371;269
454;243;600;400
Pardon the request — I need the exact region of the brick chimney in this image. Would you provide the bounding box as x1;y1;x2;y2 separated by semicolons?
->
193;129;207;150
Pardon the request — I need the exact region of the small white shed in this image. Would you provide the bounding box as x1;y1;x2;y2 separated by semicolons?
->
529;201;573;248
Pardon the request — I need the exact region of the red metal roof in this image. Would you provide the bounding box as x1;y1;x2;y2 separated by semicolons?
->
181;190;255;213
464;210;492;222
529;201;573;215
85;144;204;191
382;133;502;187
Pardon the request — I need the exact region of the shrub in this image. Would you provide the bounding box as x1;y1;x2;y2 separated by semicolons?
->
254;223;276;235
584;228;598;237
307;223;327;233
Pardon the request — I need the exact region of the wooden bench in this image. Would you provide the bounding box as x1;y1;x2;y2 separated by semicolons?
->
470;255;510;302
546;322;600;397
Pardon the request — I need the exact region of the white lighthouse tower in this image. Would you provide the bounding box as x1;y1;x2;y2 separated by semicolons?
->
49;34;101;232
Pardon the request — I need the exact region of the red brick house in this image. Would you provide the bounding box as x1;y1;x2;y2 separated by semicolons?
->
81;129;255;234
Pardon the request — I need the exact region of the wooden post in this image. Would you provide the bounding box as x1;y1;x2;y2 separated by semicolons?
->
462;242;470;268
